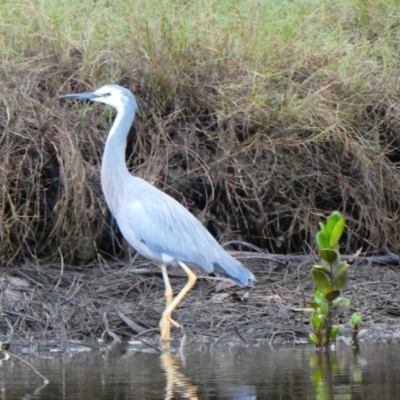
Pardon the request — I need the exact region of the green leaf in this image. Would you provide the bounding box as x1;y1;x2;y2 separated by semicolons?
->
314;296;323;306
311;268;330;292
325;290;340;301
330;216;345;248
318;222;326;232
320;249;338;263
311;314;320;329
309;332;319;345
332;297;350;313
332;263;349;292
316;231;330;249
330;325;343;339
311;313;325;329
309;301;319;310
314;290;326;304
313;265;332;275
325;212;342;236
351;312;362;327
320;300;329;316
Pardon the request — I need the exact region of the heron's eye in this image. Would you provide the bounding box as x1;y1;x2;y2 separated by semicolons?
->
103;92;111;97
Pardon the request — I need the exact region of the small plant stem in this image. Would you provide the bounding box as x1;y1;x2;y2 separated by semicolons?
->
324;304;333;349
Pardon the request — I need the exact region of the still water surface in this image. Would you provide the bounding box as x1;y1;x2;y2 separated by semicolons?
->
1;342;400;399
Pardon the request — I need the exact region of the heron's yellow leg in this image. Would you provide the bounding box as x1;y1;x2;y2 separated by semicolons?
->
160;265;184;342
160;265;173;307
160;261;197;341
160;265;181;328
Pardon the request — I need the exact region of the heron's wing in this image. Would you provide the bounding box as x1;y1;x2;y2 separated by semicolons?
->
116;181;220;272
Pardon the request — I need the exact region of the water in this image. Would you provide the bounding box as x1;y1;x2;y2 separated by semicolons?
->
1;342;400;399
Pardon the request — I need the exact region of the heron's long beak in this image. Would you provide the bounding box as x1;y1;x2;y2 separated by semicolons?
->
58;92;101;100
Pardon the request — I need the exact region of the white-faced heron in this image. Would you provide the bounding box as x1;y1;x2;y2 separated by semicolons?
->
59;85;255;341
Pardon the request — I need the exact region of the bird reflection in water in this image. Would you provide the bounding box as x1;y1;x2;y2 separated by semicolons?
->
159;335;198;399
160;350;198;400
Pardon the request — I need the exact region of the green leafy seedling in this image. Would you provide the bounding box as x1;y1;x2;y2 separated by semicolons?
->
309;211;363;350
350;312;362;328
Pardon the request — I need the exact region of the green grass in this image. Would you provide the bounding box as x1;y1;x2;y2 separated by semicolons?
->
2;1;399;112
2;0;398;80
1;0;400;263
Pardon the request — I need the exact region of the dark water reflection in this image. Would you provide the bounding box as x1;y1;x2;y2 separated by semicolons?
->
1;342;400;399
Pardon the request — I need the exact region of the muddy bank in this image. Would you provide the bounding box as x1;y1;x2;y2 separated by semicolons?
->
1;253;399;349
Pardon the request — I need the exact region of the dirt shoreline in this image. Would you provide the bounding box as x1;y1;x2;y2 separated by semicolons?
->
1;254;399;350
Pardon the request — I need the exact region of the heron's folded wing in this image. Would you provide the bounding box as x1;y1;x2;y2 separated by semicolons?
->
118;184;221;273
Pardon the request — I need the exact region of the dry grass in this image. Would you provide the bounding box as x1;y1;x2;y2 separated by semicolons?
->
1;0;400;266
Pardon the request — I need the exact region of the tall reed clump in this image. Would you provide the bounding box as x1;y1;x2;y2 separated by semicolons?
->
2;1;400;264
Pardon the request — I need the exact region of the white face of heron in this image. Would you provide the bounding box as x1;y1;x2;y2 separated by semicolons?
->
59;84;138;113
91;85;139;113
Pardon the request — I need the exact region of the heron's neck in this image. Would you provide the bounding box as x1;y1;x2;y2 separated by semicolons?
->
101;106;136;214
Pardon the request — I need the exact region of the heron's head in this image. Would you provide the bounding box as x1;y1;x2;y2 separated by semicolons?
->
59;84;138;113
